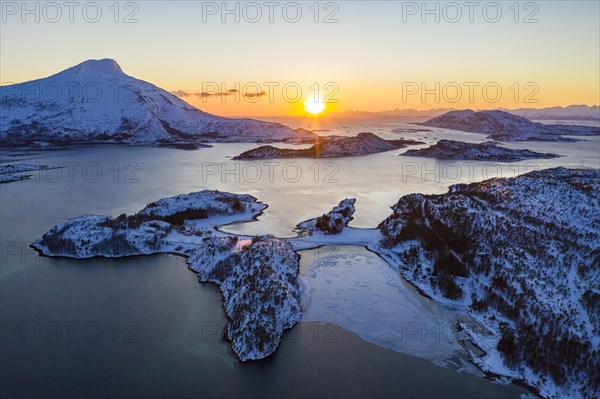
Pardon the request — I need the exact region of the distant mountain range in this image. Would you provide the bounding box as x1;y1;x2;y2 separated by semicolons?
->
329;108;453;119
0;59;313;148
329;105;600;121
507;105;600;121
419;110;599;141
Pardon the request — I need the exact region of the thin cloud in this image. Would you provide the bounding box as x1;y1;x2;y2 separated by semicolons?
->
199;91;237;97
172;88;265;99
244;91;266;99
171;90;191;97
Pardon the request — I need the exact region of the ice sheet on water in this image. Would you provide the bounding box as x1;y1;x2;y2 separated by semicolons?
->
299;246;464;362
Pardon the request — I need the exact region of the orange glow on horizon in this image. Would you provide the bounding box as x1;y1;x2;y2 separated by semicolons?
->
174;81;598;118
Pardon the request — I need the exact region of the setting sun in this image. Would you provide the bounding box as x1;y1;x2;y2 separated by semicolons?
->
304;97;326;115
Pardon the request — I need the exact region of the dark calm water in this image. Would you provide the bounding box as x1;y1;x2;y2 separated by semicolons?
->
1;254;531;399
4;119;588;398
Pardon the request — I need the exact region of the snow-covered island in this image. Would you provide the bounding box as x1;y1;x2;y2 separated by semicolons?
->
233;132;422;160
0;163;63;183
188;236;301;360
0;59;315;148
296;198;356;234
31;190;304;361
31;190;265;258
401;139;560;162
31;168;600;398
420;110;599;141
376;167;599;399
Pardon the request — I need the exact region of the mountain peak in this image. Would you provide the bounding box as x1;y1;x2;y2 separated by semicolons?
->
0;59;314;147
74;58;124;76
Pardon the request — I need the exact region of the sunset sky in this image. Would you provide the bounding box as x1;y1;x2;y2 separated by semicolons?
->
1;1;599;116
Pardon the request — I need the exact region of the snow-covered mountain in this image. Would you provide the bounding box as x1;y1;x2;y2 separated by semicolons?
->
420;110;599;141
0;59;313;147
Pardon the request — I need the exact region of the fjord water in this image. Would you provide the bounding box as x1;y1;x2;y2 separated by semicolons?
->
3;118;597;398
